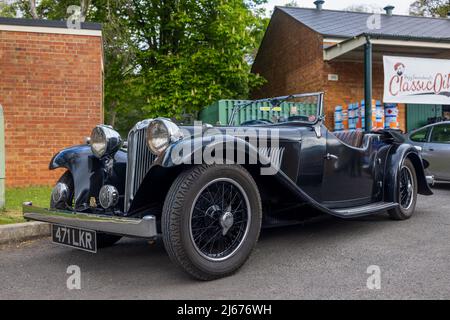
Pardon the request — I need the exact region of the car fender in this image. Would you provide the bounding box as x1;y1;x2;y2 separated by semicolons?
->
49;145;127;210
128;135;278;215
384;143;433;203
159;134;268;168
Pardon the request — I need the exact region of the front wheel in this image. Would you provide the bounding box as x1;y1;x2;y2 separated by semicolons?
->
162;165;262;280
388;158;418;220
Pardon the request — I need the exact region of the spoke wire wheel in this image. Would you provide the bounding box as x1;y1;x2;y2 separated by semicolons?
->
162;165;262;280
388;158;418;221
399;166;414;210
189;178;251;262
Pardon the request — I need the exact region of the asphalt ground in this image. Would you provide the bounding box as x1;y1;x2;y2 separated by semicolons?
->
1;185;449;300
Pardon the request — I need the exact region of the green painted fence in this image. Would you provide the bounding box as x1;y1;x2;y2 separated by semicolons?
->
0;104;5;209
200;100;318;126
407;104;442;132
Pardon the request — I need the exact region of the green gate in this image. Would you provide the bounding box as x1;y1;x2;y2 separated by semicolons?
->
407;104;442;132
200;100;317;126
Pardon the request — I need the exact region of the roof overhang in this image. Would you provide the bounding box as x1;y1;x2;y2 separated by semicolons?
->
0;17;102;37
324;34;450;62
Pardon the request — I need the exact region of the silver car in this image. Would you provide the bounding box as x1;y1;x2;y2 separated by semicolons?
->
406;121;450;183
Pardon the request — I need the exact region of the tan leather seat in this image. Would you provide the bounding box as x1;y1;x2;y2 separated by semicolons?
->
333;130;365;148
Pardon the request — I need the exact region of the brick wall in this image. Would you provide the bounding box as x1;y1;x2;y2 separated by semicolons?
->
0;29;103;187
324;60;406;132
252;10;324;99
251;11;407;132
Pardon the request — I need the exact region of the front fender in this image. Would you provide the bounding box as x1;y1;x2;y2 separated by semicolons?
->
50;145;127;210
128;134;277;215
384;143;433;203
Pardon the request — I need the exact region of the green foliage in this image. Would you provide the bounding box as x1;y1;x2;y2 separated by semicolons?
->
410;0;450;17
0;0;268;133
118;0;267;129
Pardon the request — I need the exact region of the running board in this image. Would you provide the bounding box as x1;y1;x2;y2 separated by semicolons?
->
331;202;398;219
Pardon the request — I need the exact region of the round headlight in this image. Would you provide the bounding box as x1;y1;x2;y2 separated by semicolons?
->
146;119;183;155
90;125;122;158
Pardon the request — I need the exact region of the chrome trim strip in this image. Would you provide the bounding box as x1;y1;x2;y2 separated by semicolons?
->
124;119;155;212
23;204;157;239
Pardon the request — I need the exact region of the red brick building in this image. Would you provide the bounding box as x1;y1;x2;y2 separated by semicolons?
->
252;3;450;132
0;18;103;187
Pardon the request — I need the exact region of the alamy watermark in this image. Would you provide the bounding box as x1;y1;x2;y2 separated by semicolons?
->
166;121;284;176
66;265;81;290
66;5;84;30
366;265;381;290
366;14;382;30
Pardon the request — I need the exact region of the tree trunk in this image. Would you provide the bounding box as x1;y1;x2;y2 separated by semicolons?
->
80;0;91;20
109;101;118;127
29;0;39;19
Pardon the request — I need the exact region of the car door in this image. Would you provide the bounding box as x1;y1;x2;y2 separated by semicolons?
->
423;124;450;181
321;131;380;208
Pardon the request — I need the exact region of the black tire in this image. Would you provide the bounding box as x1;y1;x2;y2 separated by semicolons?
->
388;158;418;220
162;165;262;280
50;171;122;248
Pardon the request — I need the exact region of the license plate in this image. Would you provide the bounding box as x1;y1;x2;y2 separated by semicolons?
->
52;224;97;253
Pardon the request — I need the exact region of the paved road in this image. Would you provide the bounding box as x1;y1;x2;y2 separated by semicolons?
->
1;186;449;300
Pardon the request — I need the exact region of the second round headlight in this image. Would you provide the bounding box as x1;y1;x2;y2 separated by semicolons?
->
146;119;183;155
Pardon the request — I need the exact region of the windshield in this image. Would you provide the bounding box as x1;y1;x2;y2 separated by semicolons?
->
228;93;323;126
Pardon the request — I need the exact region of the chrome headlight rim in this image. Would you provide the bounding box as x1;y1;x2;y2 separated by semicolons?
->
90;125;123;158
146;118;184;156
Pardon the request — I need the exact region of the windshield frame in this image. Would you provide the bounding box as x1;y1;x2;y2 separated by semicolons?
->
227;92;324;126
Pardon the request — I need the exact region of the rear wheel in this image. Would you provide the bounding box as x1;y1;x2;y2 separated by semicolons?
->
162;165;262;280
388;158;418;220
50;171;122;248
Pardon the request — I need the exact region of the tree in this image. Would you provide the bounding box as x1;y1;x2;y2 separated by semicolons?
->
344;4;382;13
0;0;268;132
284;1;299;7
410;0;450;17
122;0;267;124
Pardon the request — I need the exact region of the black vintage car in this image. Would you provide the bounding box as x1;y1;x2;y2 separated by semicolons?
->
23;92;433;280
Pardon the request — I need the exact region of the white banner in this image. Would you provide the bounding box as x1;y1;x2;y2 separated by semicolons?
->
383;56;450;105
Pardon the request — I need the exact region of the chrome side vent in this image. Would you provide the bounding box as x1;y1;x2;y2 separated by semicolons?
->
124;120;156;212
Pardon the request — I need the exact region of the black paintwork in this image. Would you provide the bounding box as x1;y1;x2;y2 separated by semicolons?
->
50;146;127;212
49;122;432;225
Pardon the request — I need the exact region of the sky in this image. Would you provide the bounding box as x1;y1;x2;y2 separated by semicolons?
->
261;0;413;15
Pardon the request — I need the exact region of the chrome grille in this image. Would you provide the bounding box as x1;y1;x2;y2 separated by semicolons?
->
124;120;156;212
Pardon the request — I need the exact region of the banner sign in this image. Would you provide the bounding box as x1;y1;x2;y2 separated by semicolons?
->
383;56;450;105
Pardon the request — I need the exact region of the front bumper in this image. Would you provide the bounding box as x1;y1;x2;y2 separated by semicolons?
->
23;202;157;239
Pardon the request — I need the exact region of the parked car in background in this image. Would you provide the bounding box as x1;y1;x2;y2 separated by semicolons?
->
406;122;450;184
23;92;432;280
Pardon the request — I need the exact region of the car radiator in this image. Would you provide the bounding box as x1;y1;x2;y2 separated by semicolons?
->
124;120;156;212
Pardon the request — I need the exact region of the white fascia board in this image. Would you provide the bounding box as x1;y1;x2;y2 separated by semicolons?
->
323;36;367;61
370;38;450;49
0;24;102;37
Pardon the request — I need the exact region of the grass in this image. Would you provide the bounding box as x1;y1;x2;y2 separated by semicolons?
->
0;186;52;225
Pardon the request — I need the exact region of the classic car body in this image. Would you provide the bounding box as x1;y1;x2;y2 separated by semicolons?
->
23;92;433;280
